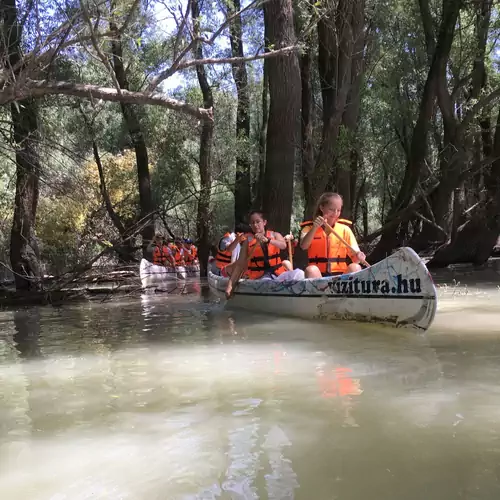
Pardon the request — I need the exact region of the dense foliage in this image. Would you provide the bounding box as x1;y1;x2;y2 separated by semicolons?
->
0;0;499;288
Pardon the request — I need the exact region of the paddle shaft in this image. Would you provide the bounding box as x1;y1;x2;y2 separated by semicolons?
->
322;221;370;267
287;238;293;267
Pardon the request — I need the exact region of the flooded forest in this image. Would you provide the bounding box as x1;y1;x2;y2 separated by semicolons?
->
0;0;498;292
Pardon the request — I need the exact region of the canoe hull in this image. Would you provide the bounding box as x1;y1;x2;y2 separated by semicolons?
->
139;259;186;290
208;247;437;331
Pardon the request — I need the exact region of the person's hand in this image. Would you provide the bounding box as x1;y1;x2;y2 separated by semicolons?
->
284;233;294;241
236;232;246;243
313;216;325;228
356;251;366;263
254;232;269;243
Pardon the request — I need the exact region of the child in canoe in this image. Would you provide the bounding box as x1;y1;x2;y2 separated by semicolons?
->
300;192;367;278
211;222;250;276
225;210;304;298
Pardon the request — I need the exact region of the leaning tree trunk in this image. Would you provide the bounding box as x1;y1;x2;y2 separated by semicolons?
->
412;0;491;252
192;0;214;276
229;0;252;223
368;0;462;263
262;0;301;234
2;0;42;290
428;107;500;266
109;16;155;250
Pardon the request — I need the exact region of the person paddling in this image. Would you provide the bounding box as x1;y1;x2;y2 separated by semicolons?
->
300;192;366;279
211;223;250;276
225;210;304;298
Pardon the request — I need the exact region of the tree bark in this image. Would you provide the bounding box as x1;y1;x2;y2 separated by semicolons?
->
254;57;269;208
262;0;301;234
109;14;155;248
192;0;214;276
228;0;252;223
2;0;42;291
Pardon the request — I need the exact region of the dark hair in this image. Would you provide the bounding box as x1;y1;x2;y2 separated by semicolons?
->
248;209;266;220
313;192;343;218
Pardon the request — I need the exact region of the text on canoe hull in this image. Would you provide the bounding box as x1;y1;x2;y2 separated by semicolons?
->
328;274;422;295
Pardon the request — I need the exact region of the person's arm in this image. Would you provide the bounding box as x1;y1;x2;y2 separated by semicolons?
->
300;216;324;250
226;233;243;252
267;231;286;250
344;227;366;264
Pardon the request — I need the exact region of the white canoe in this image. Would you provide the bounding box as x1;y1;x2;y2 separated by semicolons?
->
139;258;186;288
208;247;438;331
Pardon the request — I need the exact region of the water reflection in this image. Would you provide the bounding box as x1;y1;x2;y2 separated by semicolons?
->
13;308;41;359
0;285;499;498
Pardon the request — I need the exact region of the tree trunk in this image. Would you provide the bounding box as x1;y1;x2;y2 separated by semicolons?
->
109;16;155;249
2;0;42;291
336;0;365;219
10;98;42;291
300;23;315;219
412;0;490;252
368;0;462;263
254;57;269;208
427;0;497;267
91;140;137;262
427;109;500;266
229;0;252;223
303;0;355;215
192;0;214;276
262;0;301;234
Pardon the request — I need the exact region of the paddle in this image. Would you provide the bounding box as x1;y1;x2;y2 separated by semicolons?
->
322;221;370;268
225;237;258;299
287;237;294;268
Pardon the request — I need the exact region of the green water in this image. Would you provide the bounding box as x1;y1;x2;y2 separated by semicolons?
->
0;283;499;499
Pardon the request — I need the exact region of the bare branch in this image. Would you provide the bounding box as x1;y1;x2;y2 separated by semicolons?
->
147;0;268;91
183;45;300;69
79;0;123;93
2;80;214;120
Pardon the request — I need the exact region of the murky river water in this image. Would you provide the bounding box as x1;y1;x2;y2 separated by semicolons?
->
1;279;500;499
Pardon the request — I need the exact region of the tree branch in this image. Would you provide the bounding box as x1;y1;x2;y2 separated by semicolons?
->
2;80;214;120
147;45;298;91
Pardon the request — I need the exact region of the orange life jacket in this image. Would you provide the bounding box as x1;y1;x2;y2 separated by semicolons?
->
215;233;233;269
190;245;198;262
174;247;184;265
152;245;169;265
300;219;353;274
246;230;286;279
183;244;196;264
